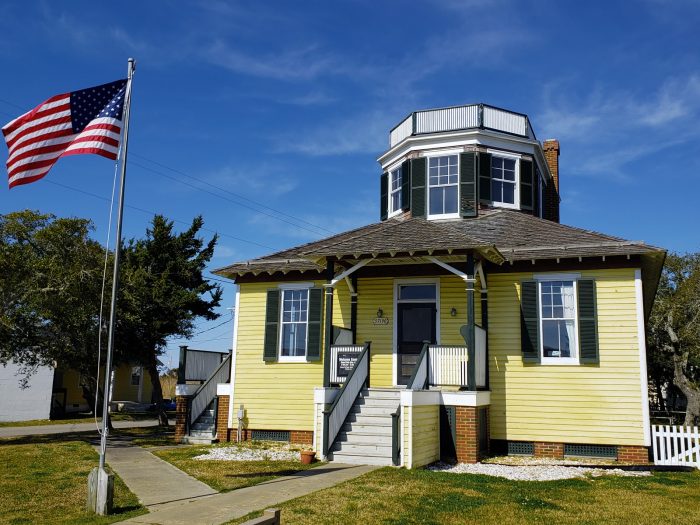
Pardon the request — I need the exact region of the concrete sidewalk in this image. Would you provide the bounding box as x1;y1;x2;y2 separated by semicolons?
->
105;445;217;508
0;419;158;438
118;463;379;525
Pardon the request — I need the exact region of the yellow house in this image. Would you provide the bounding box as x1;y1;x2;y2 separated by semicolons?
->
53;363;153;415
179;104;665;467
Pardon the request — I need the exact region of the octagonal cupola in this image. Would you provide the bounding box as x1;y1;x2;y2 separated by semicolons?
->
377;103;560;222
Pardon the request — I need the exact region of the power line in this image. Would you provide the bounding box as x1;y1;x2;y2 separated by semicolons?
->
0;97;336;239
131;153;336;235
191;316;232;336
45;179;278;251
130;160;330;238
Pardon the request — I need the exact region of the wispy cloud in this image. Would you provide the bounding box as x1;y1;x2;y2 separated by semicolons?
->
204;40;336;81
540;74;700;142
204;163;298;197
537;74;700;180
276;109;394;156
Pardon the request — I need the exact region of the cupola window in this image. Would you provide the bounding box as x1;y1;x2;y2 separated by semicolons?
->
491;155;518;208
428;154;459;218
389;166;403;215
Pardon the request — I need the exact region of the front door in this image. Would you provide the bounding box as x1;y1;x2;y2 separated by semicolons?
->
397;302;436;385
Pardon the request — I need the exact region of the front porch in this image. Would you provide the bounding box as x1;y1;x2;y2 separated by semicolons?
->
316;339;491;468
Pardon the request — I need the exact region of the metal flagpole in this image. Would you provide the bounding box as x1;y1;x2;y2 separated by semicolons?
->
91;58;135;516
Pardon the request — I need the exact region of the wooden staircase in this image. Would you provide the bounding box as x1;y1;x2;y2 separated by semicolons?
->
330;388;400;466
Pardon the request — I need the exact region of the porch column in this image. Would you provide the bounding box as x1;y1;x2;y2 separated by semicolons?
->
466;254;476;390
323;258;334;387
350;275;358;344
479;264;489;391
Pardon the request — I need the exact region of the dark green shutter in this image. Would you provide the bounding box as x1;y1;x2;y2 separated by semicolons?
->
479;152;491;201
380;172;388;221
263;289;280;362
520;281;539;362
459;152;477;217
401;160;411;212
533;165;540;217
306;288;323;361
520;159;534;211
410;157;426;218
577;280;599;363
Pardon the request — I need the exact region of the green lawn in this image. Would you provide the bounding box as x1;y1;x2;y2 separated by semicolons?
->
229;467;700;525
153;441;319;492
0;440;146;524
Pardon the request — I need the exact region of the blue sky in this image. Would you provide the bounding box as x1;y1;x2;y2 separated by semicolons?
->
1;0;699;368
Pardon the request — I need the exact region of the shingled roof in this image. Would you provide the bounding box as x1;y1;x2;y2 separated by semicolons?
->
213;209;664;279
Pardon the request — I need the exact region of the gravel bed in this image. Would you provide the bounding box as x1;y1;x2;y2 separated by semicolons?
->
428;462;651;481
483;455;624;466
193;445;301;462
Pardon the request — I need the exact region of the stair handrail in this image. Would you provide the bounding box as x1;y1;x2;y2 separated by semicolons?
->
406;342;429;390
323;341;371;456
391;406;401;466
189;352;231;427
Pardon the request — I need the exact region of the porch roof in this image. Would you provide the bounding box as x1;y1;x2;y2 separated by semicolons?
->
214;209;664;280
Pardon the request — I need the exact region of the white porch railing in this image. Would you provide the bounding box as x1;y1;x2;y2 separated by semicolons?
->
323;342;370;456
330;344;364;384
388;104;534;147
428;346;468;387
428;326;487;389
652;425;700;468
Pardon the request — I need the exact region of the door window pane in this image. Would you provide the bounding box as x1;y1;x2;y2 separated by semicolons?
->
399;284;437;301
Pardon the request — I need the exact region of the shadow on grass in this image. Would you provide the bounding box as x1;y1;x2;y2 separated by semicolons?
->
225;469;300;479
0;426;175;447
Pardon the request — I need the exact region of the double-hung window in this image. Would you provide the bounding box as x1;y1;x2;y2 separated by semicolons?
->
428;154;459;217
490;154;519;209
539;280;577;361
521;276;598;365
389;166;403;215
280;288;308;359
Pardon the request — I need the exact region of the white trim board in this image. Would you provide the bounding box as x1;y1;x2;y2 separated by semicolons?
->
400;389;491;407
228;290;241;429
635;268;652;447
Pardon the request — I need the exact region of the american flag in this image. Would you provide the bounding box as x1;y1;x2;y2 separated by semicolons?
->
2;79;128;189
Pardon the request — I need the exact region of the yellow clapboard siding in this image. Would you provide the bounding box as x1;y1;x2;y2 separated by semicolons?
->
488;268;646;446
408;405;440;468
356;277;394;387
232;281;325;431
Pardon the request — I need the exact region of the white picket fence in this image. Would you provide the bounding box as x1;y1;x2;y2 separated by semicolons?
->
652;425;700;469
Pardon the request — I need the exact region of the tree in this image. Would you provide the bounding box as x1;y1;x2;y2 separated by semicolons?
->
0;210;112;412
120;215;222;426
648;253;700;425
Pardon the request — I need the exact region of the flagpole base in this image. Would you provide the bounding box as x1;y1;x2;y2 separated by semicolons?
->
87;467;114;515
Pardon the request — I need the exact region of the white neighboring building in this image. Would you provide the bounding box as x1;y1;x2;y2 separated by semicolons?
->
0;361;54;422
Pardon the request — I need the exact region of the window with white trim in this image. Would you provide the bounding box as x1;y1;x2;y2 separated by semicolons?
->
539;280;577;360
428;155;459;217
491;155;518;208
389;166;402;215
280;288;308;358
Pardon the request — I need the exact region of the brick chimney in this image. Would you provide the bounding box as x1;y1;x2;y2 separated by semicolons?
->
543;139;560;223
